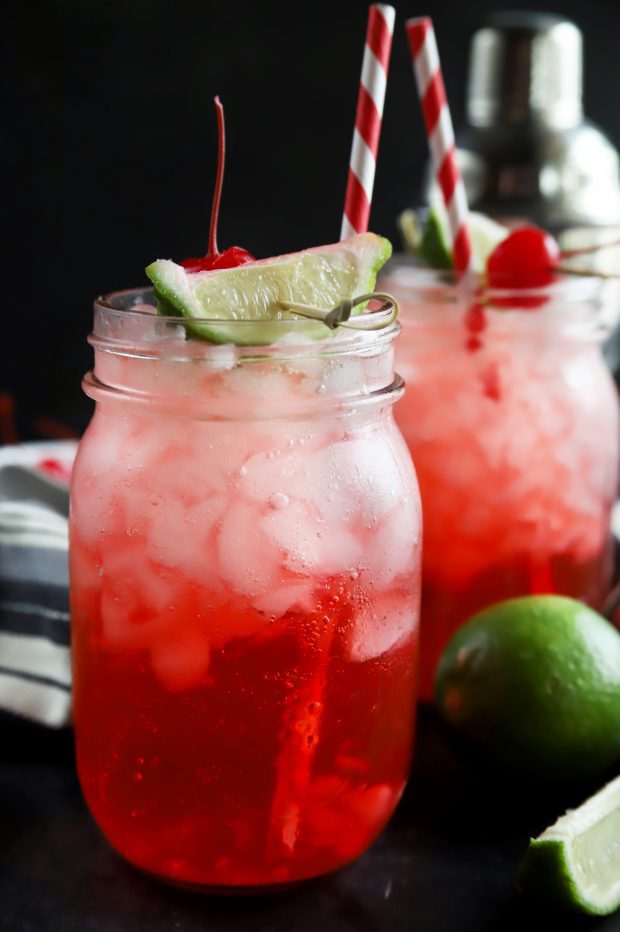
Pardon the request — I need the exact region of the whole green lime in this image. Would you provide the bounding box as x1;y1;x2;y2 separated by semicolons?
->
434;596;620;782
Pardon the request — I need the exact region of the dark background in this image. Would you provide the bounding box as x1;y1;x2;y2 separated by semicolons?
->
4;0;620;438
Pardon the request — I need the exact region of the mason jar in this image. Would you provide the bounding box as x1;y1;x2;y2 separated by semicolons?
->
380;259;620;701
69;288;422;890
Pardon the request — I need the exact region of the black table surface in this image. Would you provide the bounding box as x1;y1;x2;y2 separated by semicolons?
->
2;709;620;932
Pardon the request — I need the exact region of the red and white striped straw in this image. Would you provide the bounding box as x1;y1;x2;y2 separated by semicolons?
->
406;17;474;280
340;4;395;239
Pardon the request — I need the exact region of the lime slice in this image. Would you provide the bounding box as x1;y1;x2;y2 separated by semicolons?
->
519;774;620;915
403;204;510;273
419;206;454;270
397;208;423;254
145;233;392;345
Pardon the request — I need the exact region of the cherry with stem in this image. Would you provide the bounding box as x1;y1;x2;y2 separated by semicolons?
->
208;96;225;260
181;97;254;273
486;225;620;289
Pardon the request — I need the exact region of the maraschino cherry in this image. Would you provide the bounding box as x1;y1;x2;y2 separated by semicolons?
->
180;97;254;273
486;225;560;290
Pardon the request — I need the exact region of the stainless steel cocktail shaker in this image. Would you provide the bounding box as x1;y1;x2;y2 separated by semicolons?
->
458;11;620;233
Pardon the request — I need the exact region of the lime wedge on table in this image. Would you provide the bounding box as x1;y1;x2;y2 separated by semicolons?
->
399;205;509;273
145;233;392;345
519;775;620;915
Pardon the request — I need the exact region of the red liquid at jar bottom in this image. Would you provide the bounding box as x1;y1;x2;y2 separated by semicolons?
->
418;545;613;700
73;589;417;889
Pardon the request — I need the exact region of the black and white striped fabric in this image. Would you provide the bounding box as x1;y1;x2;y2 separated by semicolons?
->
0;454;72;728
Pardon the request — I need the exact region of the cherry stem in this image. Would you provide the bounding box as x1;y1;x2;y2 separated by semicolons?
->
560;236;620;260
208;96;225;259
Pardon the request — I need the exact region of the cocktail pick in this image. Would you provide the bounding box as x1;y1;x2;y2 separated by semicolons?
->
279;292;399;330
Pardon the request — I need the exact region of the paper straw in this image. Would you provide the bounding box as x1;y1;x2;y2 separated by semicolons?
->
406;16;474;280
340;4;395;239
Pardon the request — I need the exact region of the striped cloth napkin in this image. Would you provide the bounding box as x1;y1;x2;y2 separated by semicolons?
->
0;443;75;728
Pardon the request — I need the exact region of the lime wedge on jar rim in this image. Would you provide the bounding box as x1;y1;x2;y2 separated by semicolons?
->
145;233;392;345
399;204;509;273
518;774;620;915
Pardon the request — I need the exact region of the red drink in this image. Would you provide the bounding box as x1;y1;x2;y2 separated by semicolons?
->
70;290;421;889
381;262;619;700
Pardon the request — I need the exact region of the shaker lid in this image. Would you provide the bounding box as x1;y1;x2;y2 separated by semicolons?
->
467;11;582;129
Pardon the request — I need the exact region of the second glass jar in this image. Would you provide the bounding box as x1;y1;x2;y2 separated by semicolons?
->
380;261;620;700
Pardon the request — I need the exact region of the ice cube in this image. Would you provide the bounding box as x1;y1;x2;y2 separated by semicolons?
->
217;500;280;597
145;495;226;585
308;428;416;530
101;539;181;615
71;480;123;546
240;446;305;504
348;592;418;662
254;579;317;618
319;357;365;397
222;362;298;403
100;583;153;650
262;500;363;576
364;496;422;587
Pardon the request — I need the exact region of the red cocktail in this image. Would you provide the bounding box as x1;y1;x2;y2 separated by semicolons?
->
70;286;421;888
381;260;619;700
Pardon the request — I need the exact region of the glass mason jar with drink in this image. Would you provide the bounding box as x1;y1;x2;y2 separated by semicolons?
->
381;255;619;700
69;229;422;889
397;17;620;700
67;14;426;884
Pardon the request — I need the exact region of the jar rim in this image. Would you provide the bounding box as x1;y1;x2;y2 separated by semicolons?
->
380;256;602;305
92;287;400;359
379;256;610;341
